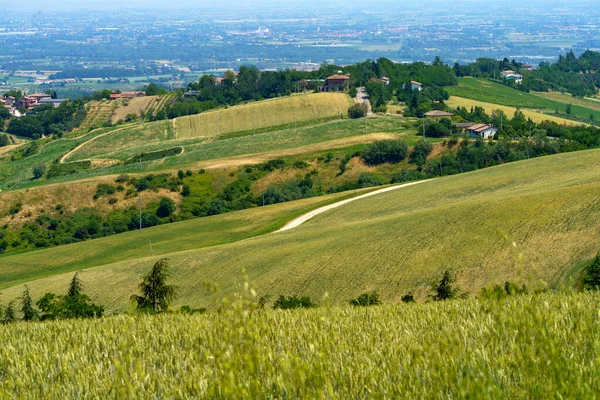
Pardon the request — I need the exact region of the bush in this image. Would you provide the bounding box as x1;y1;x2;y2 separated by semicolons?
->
124;147;183;165
156;197;176;218
32;163;46;179
357;172;387;188
273;295;316;310
350;291;380;306
362;140;408;165
8;202;22;216
47;161;91;178
93;184;117;199
411;139;433;167
401;293;415;303
374;104;388;113
390;169;426;183
583;253;600;290
0;134;9;147
348;103;367;119
115;174;130;183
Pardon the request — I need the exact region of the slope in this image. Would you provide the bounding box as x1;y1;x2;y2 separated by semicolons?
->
2;149;599;311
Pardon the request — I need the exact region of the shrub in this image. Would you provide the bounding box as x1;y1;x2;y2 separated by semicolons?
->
293;160;309;169
8;202;22;216
0;134;10;147
411;139;433;167
94;184;117;199
115;174;130;183
108;198;118;205
401;293;415;303
362;140;408;165
374;104;388;113
583;253;600;290
357;172;387;188
348;103;367;119
124;147;183;165
273;295;317;310
181;184;191;197
390;169;426;184
350;291;380;306
47;161;91;178
431;270;458;301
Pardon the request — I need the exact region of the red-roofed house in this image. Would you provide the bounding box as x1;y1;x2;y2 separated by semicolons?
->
324;74;350;92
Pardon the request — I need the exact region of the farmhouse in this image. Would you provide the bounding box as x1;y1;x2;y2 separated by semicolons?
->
120;91;145;98
381;76;390;85
28;93;51;101
17;96;37;109
500;70;523;83
467;123;498;139
38;98;67;107
324;74;350;92
424;110;454;121
410;81;423;91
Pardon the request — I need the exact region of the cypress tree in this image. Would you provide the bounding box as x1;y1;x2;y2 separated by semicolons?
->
131;259;177;313
3;301;16;324
21;286;39;321
68;271;83;297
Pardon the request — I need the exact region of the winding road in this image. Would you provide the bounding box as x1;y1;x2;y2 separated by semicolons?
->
277;179;433;232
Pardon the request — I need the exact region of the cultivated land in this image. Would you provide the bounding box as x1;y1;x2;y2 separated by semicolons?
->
1;292;598;398
447;77;600;122
447;96;582;126
2;149;599;311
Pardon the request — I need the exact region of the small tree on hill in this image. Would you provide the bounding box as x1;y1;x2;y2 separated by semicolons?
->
401;292;415;303
68;271;83;297
431;270;458;301
348;103;367;119
132;259;178;313
36;272;104;320
156;197;176;218
21;286;39;321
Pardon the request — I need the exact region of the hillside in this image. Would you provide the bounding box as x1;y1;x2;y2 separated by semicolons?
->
1;292;598;398
2;149;599;311
447;77;600;123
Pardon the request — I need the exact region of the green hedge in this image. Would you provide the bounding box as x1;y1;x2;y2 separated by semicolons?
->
47;161;92;178
124;147;183;165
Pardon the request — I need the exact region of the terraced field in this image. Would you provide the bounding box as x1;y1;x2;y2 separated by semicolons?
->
2;149;599;311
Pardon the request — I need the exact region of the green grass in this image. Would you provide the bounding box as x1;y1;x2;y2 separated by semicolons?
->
447;77;600;122
0;292;599;398
0;190;370;290
3;117;416;191
2;149;599;311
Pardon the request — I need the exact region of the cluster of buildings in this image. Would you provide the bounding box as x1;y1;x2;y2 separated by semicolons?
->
1;93;67;117
424;111;498;139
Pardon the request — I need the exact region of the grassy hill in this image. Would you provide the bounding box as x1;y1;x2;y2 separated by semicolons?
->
447;77;600;123
2;149;599;311
1;292;598;398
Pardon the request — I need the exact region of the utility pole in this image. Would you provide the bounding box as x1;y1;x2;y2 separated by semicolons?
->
364;113;367;133
252;114;255;153
149;239;153;256
422;113;426;139
138;194;143;232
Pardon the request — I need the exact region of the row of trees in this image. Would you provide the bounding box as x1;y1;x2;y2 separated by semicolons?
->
5;100;87;139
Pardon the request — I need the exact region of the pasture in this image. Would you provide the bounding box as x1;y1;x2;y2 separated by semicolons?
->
2;149;599;311
0;292;598;398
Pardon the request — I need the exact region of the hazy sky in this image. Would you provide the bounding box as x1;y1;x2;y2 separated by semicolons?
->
2;0;595;11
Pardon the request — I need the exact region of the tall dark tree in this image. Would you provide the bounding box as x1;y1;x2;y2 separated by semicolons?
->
432;270;458;301
68;271;83;297
3;301;16;324
21;286;39;321
132;259;177;313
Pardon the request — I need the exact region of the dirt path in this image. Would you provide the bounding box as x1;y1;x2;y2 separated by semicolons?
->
357;87;373;116
277;179;434;232
60;124;137;164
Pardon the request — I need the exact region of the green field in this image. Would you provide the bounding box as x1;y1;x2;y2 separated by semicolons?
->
1;292;598;398
447;77;600;122
0;190;369;289
2;149;599;311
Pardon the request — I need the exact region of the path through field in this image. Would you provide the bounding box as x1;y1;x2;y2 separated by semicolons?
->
277;179;434;232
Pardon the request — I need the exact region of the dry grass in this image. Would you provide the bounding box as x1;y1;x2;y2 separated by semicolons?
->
174;93;353;139
111;96;160;123
534;90;600;112
447;96;583;126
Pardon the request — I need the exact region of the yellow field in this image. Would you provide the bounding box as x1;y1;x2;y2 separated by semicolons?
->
447;96;584;126
2;149;599;312
174;93;354;139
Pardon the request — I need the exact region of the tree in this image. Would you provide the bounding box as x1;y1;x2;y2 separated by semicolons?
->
0;134;9;147
145;83;166;96
431;270;458;301
362;140;408;165
348;103;367;119
156;197;176;218
7;117;44;139
411;139;433;167
583;253;600;290
273;295;316;310
131;259;177;313
36;272;104;320
32;163;46;179
0;107;10;120
401;293;415;303
21;286;39;321
3;301;16;324
566;103;572;115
